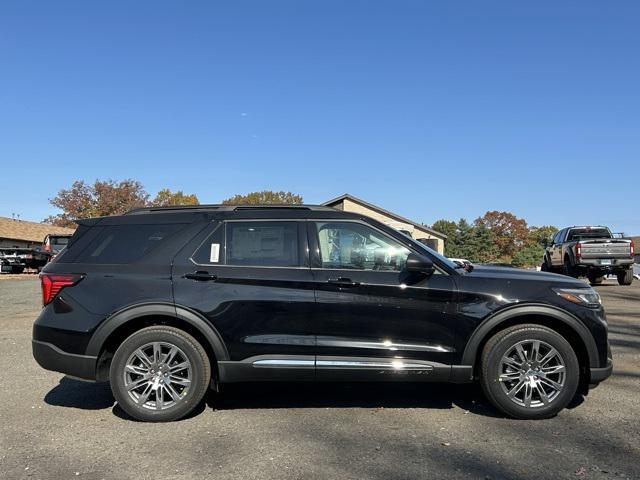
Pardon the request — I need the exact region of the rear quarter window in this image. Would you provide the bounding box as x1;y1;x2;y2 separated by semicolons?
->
71;224;182;264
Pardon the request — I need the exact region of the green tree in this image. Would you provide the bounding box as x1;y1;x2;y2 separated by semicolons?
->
512;243;545;267
45;179;149;227
431;219;458;256
222;190;303;205
527;225;558;247
150;189;199;207
468;223;499;263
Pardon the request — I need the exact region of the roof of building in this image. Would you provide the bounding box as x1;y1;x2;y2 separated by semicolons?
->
0;216;75;243
322;193;446;239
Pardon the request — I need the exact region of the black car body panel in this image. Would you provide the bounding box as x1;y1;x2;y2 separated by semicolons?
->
33;205;612;389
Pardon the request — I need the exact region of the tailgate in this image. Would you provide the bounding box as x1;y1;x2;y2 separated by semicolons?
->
581;240;632;258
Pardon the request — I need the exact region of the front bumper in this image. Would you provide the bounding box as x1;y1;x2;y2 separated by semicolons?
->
32;340;97;380
589;358;613;386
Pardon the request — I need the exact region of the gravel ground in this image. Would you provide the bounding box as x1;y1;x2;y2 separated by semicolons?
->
0;278;638;480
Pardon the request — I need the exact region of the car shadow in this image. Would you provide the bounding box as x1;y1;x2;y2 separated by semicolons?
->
44;377;587;420
44;376;114;410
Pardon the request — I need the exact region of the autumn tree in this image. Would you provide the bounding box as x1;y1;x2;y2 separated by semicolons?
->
222;190;303;205
150;189;199;207
45;179;149;227
474;211;529;260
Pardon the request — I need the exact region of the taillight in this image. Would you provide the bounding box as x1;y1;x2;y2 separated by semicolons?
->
40;273;83;306
631;241;635;257
576;242;582;258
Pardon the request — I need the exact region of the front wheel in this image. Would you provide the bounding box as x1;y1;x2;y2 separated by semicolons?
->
617;269;633;286
480;324;579;419
110;326;211;422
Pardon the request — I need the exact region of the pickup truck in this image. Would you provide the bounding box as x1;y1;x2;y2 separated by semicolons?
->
542;226;634;285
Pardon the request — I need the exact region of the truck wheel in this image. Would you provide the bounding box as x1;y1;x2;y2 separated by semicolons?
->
617;269;633;286
110;326;211;422
562;258;576;278
480;324;580;419
587;272;604;285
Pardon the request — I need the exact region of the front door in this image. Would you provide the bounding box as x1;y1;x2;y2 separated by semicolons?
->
307;220;458;381
172;219;316;382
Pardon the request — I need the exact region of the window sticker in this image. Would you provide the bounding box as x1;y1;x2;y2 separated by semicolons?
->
210;243;220;263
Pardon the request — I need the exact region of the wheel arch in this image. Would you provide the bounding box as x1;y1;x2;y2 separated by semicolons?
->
462;305;599;385
88;303;229;381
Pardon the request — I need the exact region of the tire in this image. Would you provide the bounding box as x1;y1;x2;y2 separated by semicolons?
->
617;269;633;286
541;257;550;272
110;326;211;422
587;272;604;285
480;324;580;419
562;257;576;278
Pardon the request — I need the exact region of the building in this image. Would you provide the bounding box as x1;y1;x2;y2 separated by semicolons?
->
0;216;75;250
322;194;446;253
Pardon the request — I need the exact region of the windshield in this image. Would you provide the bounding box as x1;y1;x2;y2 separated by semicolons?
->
567;228;611;240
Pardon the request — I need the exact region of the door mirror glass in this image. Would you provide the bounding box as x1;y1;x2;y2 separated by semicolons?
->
405;252;435;275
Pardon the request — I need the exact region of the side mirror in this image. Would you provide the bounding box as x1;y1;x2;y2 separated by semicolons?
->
405;252;435;275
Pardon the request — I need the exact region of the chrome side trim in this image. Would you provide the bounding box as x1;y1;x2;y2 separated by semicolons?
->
252;359;315;368
316;336;453;353
316;359;434;370
242;334;454;353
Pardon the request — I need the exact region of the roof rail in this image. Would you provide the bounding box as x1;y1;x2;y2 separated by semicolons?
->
125;204;336;215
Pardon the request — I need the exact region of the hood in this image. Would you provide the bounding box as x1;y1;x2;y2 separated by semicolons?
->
465;265;588;287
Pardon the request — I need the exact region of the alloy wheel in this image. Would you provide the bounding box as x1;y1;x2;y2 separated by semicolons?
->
123;341;192;411
498;339;566;408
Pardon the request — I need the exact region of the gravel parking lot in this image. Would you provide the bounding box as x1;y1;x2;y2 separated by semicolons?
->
0;277;638;480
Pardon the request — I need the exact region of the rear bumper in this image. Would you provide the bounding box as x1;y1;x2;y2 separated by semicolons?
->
32;340;97;380
578;258;633;268
589;358;613;386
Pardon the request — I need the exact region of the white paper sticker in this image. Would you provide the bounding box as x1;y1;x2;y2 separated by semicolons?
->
209;243;220;263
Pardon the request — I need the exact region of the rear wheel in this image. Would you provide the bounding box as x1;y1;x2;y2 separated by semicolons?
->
587;271;604;285
110;326;211;422
563;257;577;278
480;324;579;419
617;269;633;286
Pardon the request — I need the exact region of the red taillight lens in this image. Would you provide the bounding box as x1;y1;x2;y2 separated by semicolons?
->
40;273;83;306
631;241;635;257
576;242;582;258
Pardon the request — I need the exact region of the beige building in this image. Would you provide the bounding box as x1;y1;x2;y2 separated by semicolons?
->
322;194;446;253
0;216;75;249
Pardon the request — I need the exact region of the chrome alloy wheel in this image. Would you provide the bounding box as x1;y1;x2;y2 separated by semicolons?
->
123;342;192;411
498;339;566;408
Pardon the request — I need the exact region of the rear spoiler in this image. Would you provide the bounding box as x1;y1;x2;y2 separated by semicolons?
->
74;217;103;227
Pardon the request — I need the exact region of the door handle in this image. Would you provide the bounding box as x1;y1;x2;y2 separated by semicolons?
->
183;271;218;282
327;277;360;288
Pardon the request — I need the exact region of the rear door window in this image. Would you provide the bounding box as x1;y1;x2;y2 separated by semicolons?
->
226;221;299;267
72;224;182;264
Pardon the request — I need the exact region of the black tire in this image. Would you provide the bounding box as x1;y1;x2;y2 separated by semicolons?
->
480;324;580;420
562;257;576;278
617;269;633;286
540;258;550;272
587;272;604;285
110;326;211;422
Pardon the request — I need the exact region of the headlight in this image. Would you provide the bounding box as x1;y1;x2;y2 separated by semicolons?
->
553;288;601;308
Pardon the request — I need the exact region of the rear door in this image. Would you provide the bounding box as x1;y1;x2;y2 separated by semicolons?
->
308;220;458;381
172;219;316;382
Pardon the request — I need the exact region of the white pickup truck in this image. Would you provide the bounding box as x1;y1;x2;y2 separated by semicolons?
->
542;226;634;285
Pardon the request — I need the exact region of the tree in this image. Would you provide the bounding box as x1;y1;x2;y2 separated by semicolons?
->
475;211;529;260
431;219;459;256
527;225;558;247
468;223;499;263
222;190;303;205
512;243;545;267
150;189;199;207
45;179;149;227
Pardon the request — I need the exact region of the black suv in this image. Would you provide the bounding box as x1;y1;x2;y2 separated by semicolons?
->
33;205;612;422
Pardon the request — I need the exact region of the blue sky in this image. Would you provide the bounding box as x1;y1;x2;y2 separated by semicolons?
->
1;1;637;234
